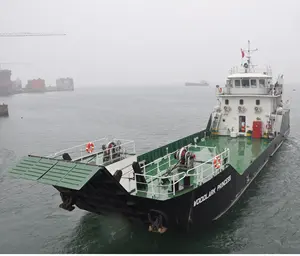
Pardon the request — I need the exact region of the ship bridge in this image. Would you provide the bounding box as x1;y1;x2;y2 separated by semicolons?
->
211;40;285;138
216;47;282;97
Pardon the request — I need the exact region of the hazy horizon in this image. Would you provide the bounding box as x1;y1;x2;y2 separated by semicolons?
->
0;0;299;87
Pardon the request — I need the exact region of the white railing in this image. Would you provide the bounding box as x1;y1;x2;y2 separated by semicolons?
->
187;148;230;185
130;147;230;199
141;144;217;177
99;140;136;166
46;138;136;163
46;137;108;159
134;171;186;199
229;65;272;76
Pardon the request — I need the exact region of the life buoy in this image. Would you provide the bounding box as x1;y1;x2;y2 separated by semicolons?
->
85;142;95;153
213;155;221;169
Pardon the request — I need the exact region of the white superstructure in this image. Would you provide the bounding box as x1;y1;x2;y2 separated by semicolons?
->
211;40;287;138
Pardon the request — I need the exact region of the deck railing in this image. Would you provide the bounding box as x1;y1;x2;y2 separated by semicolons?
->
141;144;216;177
46;138;136;164
100;140;136;165
229;65;272;76
186;147;230;185
134;171;187;199
46;137;108;159
132;147;229;199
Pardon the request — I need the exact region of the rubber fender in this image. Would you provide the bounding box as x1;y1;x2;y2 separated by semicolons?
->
113;169;123;182
132;161;147;189
62;153;72;161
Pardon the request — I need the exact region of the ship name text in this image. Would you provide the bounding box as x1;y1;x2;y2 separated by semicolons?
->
193;175;232;207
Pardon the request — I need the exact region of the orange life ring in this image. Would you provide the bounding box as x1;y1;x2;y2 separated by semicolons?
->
86;142;95;153
213;155;221;169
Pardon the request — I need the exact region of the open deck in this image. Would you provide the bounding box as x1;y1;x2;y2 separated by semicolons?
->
122;135;271;200
8;133;272;201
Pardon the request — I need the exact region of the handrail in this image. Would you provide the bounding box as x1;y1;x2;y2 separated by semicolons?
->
142;144;216;175
135;171;186;197
131;147;230;198
77;140;136;162
186;148;230;185
46;139;136;166
46;137;108;158
229;65;272;76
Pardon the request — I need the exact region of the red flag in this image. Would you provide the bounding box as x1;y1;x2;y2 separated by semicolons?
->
241;48;245;58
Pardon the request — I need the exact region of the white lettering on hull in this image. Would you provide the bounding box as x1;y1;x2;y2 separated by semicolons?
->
193;175;232;207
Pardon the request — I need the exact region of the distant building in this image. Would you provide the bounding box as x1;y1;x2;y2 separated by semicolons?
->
0;69;13;96
25;78;46;92
12;78;23;94
56;78;74;91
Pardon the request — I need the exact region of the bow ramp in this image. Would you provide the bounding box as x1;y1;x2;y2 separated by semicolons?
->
8;155;105;190
8;137;137;193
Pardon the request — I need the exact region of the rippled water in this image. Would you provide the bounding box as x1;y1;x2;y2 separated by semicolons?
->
0;85;298;253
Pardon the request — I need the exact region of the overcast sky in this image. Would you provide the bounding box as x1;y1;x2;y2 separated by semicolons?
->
0;0;299;87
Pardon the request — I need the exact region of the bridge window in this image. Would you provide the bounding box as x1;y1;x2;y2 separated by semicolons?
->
259;79;265;87
239;99;244;105
256;99;260;105
226;80;233;87
251;79;257;87
225;99;229;105
235;80;241;87
242;79;250;88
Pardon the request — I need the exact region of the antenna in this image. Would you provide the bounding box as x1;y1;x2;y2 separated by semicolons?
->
246;40;258;66
241;40;258;72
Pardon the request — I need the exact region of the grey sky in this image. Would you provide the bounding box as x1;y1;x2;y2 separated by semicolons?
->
0;0;299;87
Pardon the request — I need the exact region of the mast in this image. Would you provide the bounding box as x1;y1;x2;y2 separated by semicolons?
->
243;40;258;72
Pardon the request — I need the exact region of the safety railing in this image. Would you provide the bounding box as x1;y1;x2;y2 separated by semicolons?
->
46;138;136;164
127;147;229;199
100;140;136;166
229;65;272;76
141;144;217;177
134;171;187;199
46;137;108;159
186;148;230;186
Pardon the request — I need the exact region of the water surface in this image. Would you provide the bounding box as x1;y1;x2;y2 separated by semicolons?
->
0;85;298;253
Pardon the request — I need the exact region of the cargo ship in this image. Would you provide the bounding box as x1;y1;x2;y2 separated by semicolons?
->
0;69;13;96
0;103;8;116
8;41;290;234
185;80;209;86
56;77;74;91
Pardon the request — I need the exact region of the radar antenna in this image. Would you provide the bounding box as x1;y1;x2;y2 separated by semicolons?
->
241;40;258;72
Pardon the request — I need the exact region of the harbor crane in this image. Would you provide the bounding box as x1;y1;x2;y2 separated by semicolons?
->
0;32;66;68
0;32;66;37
